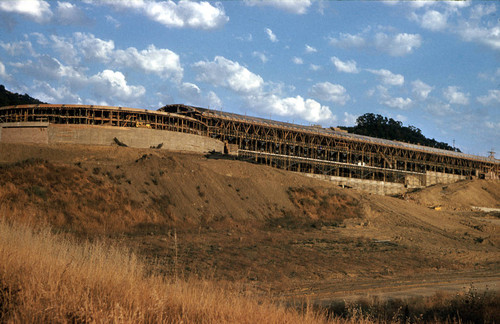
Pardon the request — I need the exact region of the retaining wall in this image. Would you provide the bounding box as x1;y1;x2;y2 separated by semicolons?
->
0;123;224;154
425;171;466;186
302;173;409;196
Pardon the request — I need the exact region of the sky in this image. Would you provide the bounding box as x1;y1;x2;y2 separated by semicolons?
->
0;0;498;157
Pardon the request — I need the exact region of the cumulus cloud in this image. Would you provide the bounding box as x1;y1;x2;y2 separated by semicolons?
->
193;56;334;123
292;57;303;65
414;10;448;31
382;97;412;110
367;69;404;86
206;91;222;109
50;35;79;64
477;90;500;106
74;32;115;62
0;61;11;80
309;64;321;71
179;82;201;100
32;80;82;104
55;2;89;25
244;0;311;14
114;45;183;81
90;69;145;102
443;86;469;105
331;57;359;73
309;82;350;105
0;0;53;23
329;32;366;49
265;28;278;42
456;23;500;52
193;56;264;94
0;40;36;56
342;112;357;126
102;0;228;30
411;79;433;100
305;44;317;53
374;32;422;56
252;51;268;63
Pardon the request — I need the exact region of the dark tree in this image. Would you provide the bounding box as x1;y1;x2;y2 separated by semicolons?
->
0;84;46;107
337;113;460;152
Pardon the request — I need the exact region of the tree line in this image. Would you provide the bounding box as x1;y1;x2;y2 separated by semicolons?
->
0;84;46;107
337;113;460;152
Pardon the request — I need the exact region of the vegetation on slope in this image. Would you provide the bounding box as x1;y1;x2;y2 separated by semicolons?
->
338;113;460;152
0;84;46;107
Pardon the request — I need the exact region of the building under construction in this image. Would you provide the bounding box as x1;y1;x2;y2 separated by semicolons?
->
1;104;498;194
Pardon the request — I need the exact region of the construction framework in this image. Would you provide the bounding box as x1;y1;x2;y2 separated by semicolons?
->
1;104;499;186
160;104;499;185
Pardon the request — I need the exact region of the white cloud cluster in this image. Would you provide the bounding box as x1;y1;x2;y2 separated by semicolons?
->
292;57;303;65
331;57;359;74
443;86;469;105
367;69;404;86
374;32;422;56
244;0;311;15
265;28;278;42
330;31;422;57
305;45;317;53
0;0;52;23
114;45;182;81
252;51;268;63
329;32;366;49
0;61;10;80
193;56;264;94
411;79;433;100
193;56;334;123
102;0;228;30
477;90;500;106
309;82;350;105
74;32;115;62
90;70;146;102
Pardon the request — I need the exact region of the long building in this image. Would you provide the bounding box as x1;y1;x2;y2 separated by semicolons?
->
1;104;499;194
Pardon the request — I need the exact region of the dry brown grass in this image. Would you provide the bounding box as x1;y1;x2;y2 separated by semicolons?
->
0;218;340;324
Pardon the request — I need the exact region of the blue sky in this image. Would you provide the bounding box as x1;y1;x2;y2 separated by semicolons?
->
0;0;498;157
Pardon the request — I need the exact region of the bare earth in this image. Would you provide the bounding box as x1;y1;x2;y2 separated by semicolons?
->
1;143;499;304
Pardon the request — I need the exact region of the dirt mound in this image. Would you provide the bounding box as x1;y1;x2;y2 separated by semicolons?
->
0;143;499;301
406;180;500;211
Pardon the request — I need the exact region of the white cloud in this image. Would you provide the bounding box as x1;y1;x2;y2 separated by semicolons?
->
252;51;268;63
292;57;303;65
32;80;82;104
193;56;334;123
0;0;52;23
74;32;115;62
484;121;500;129
206;91;222;109
443;86;469;105
309;64;321;71
55;2;89;25
424;101;454;117
0;61;11;80
470;3;496;20
456;23;500;51
382;97;412;110
309;82;350;105
367;69;404;86
265;28;278;42
193;56;264;94
90;69;145;102
418;10;448;31
179;82;201;100
50;35;79;64
342;112;357;126
374;32;422;56
105;15;120;28
114;45;183;81
102;0;228;30
411;79;433;100
305;44;317;53
244;0;312;14
331;56;359;73
477;90;500;106
0;40;36;56
329;32;366;49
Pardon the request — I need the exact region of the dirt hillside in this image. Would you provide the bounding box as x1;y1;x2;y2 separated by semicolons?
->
0;143;499;302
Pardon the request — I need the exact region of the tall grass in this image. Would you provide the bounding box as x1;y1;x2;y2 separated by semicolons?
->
0;218;330;323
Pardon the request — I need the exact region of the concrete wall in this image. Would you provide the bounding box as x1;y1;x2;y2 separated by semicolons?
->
1;123;224;154
425;171;466;186
0;122;50;144
302;173;408;196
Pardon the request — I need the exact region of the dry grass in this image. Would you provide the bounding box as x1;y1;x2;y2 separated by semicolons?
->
0;218;337;324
